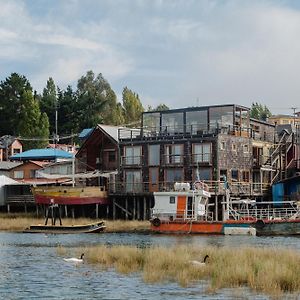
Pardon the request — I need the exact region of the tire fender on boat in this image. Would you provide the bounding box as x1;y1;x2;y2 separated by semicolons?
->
255;219;265;229
152;218;161;227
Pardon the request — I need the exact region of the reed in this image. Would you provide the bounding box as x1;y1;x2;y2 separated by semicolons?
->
67;245;300;297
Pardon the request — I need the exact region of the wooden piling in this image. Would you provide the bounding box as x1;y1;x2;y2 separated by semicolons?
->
137;198;140;220
125;198;128;220
96;204;99;219
133;197;136;220
113;198;116;220
64;205;68;217
143;197;147;220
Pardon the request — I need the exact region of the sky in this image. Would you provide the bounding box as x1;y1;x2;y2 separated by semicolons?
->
1;0;300;114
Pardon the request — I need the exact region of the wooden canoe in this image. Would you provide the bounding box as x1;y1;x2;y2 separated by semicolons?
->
23;221;106;234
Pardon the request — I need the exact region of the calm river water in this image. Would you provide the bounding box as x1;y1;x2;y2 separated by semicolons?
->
0;232;299;299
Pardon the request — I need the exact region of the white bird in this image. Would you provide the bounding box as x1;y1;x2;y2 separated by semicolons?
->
64;253;84;263
189;254;209;267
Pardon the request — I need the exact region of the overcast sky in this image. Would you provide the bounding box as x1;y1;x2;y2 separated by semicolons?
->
1;0;300;114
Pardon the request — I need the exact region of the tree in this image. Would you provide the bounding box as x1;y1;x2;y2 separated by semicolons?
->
40;77;57;134
18;90;49;149
122;87;144;125
147;103;169;111
0;73;32;136
250;102;272;121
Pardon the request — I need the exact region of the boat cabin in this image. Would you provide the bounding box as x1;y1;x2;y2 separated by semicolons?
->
152;183;211;221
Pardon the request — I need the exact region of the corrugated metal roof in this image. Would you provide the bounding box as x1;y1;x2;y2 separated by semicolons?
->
10;148;73;161
98;124;121;142
0;161;23;170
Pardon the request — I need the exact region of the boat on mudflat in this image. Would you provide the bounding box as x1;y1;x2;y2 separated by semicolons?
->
23;221;106;234
150;182;300;236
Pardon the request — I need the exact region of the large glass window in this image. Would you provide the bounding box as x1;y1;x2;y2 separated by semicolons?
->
165;144;183;164
125;170;142;193
161;112;184;134
143;112;160;133
149;145;160;165
186;110;208;134
165;169;183;182
124;146;142;165
193;143;211;163
209;106;234;129
195;168;212;181
14;171;24;179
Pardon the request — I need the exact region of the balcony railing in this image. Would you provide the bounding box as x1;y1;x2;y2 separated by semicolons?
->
191;153;211;164
121;156;143;166
109;180;271;195
119;124;275;143
164;154;184;164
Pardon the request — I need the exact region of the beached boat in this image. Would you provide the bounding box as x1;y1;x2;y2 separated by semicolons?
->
150;182;300;235
32;186;109;205
23;221;106;234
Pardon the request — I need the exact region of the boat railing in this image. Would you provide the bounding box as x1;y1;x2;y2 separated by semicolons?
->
152;209;213;221
228;206;299;221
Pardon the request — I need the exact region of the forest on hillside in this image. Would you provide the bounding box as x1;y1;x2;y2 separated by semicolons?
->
0;71;168;149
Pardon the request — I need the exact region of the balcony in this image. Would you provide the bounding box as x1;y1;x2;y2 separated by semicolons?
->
121;156;143;166
191;153;212;165
163;154;184;165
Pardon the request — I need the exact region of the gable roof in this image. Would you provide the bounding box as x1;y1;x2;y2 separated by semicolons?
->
10;148;73;161
0;135;22;149
97;124;121;143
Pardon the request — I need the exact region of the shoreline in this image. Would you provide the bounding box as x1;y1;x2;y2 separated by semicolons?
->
0;215;150;233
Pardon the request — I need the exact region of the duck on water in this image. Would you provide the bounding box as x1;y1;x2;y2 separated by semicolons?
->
64;253;84;263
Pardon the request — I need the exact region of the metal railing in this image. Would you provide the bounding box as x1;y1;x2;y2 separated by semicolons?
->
121;156;143;166
152;209;214;221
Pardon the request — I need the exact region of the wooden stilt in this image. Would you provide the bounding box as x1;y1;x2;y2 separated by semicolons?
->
7;204;10;214
24;202;27;214
125;198;128;220
64;205;68;218
106;205;109;219
113;198;116;220
133;197;136;220
137;198;140;220
36;205;39;217
143;197;147;220
71;208;75;219
96;204;99;219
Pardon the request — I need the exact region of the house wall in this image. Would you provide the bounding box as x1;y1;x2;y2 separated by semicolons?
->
0;149;3;161
10;162;42;180
9;140;23;158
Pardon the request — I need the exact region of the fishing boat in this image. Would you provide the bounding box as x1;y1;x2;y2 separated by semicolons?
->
150;182;256;235
23;221;106;234
150;182;300;235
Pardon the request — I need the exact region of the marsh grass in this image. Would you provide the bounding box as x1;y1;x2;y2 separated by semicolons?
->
58;245;300;297
0;216;149;232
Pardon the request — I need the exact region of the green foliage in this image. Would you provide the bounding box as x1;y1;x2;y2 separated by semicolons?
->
122;87;144;126
250;102;272;121
18;91;49;149
40;77;57;134
0;73;32;136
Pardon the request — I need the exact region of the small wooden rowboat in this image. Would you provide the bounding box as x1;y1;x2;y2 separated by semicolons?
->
23;221;106;234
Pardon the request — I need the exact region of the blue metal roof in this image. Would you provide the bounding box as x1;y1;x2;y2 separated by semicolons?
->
10;148;73;161
79;128;94;139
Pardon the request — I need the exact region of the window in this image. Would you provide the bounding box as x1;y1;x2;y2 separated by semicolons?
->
14;171;24;179
193;143;211;163
165;144;183;164
149;145;160;165
243;144;249;153
30;169;36;178
125;170;142;193
161;112;184;134
194;168;212;181
186;110;208;134
209;106;234;129
170;196;175;204
220;141;226;150
165;169;183;183
231;170;238;181
242;170;250;182
232;144;237;151
13;148;21;155
108;151;116;162
143;112;160;132
124;146;142;165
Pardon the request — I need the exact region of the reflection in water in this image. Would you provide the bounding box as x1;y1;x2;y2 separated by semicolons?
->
0;232;298;299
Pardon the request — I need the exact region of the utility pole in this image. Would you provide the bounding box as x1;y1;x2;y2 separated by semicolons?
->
291;107;298;126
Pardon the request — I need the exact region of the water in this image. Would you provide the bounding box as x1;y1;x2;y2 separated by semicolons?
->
0;232;299;299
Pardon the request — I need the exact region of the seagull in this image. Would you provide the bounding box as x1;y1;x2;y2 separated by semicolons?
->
189;254;209;267
63;253;84;263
